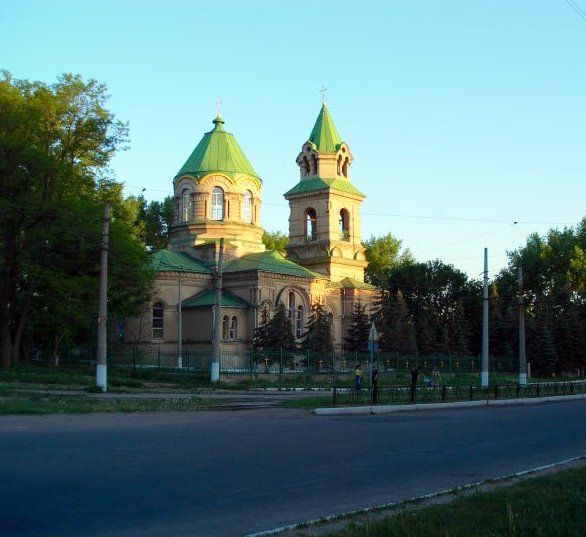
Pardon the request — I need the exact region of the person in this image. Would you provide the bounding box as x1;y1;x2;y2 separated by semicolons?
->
371;364;379;404
431;369;442;388
353;364;363;396
410;366;419;402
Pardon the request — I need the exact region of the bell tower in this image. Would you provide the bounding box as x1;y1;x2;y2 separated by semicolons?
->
284;104;368;282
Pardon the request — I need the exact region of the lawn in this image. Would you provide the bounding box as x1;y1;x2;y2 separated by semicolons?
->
331;465;586;536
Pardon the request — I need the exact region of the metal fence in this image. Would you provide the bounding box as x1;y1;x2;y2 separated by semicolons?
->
103;347;519;376
332;380;586;407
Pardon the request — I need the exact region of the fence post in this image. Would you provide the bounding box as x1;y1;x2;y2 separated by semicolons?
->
157;346;160;370
333;386;337;407
279;348;283;389
494;385;499;399
536;383;540;398
307;350;310;375
516;384;520;398
442;386;446;402
469;385;473;401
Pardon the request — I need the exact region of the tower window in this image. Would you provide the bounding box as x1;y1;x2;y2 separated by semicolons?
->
339;209;350;241
337;154;342;176
241;190;252;223
222;315;229;340
342;157;349;178
306;208;317;241
152;302;164;340
296;305;304;339
181;189;191;223
211;187;224;221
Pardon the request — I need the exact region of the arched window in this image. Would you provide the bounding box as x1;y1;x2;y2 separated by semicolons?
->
306;208;317;241
152;302;164;340
181;189;190;222
302;156;310;176
296;305;304;339
222;315;229;340
230;316;238;340
211;187;224;221
339;209;350;241
241;190;252;223
342;157;349;178
288;291;295;320
337;154;342;176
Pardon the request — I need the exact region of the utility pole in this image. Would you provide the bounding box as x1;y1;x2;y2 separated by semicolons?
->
518;266;527;386
211;238;224;382
177;271;183;369
96;201;110;392
481;247;489;388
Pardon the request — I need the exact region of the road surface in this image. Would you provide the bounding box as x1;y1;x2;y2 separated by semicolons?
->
1;400;584;536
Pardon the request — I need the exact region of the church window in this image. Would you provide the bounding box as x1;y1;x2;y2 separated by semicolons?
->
181;189;190;222
296;305;304;339
302;156;310;176
306;208;317;241
342;157;349;178
241;190;252;223
311;154;318;175
288;291;295;320
230;316;238;340
211;187;224;220
222;315;229;340
339;209;350;241
152;302;164;340
337;154;342;176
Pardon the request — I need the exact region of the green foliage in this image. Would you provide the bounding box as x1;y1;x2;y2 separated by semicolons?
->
376;290;417;354
0;71;153;367
133;194;174;250
363;233;412;286
302;302;334;353
344;303;370;353
253;302;296;351
262;230;289;256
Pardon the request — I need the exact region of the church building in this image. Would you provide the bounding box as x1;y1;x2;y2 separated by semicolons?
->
123;104;377;354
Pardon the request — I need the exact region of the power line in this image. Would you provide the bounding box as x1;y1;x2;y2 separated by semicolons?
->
564;0;586;21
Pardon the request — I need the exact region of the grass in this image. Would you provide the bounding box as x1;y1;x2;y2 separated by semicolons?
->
0;393;216;415
330;466;586;536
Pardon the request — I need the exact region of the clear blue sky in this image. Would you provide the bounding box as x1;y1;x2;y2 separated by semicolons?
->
2;0;585;278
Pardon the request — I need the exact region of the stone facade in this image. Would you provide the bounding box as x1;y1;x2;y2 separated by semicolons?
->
123;105;378;354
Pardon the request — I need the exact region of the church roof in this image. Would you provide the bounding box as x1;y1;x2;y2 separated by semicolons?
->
150;249;211;274
182;289;249;309
329;277;377;291
308;104;343;153
174;116;260;182
224;250;324;279
284;177;364;198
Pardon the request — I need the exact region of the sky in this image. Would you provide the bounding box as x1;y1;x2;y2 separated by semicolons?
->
2;0;585;278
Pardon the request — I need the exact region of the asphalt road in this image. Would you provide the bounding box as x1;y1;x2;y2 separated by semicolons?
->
1;400;585;537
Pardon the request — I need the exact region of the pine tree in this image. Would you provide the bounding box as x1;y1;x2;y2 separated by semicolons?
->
302;302;334;354
344;302;370;353
253;303;295;351
377;290;417;354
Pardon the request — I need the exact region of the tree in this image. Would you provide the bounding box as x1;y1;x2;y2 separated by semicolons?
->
344;302;370;353
376;290;417;354
0;71;152;368
252;303;295;351
364;233;412;286
262;231;289;256
133;195;174;250
302;302;333;354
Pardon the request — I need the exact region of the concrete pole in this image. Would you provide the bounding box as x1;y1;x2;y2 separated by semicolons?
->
211;238;224;382
481;247;489;388
177;271;183;369
96;202;111;392
518;266;527;386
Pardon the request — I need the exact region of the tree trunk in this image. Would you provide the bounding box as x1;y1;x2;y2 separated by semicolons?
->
1;321;13;369
52;333;64;367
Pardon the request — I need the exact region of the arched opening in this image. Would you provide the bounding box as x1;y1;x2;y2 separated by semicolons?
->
337;154;342;176
302;156;310;176
339;209;350;241
288;291;295;320
296;305;304;339
211;187;224;221
241;190;252;223
311;154;318;175
230;316;238;340
181;189;190;222
222;315;229;340
342;157;349;178
152;302;164;340
306;208;317;241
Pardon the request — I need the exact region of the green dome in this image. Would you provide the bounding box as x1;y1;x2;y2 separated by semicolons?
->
308;104;343;153
175;116;261;182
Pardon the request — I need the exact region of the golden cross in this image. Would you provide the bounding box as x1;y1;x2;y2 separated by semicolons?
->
319;86;327;104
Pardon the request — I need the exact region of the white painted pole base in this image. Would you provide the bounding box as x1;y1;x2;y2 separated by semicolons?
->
211;361;220;383
481;371;489;388
96;364;108;392
177;355;183;370
519;373;527;386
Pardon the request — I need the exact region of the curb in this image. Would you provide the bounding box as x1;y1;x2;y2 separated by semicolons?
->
245;454;586;537
313;393;586;415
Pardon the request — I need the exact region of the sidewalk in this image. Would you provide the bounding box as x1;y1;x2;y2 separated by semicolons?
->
313;393;586;415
